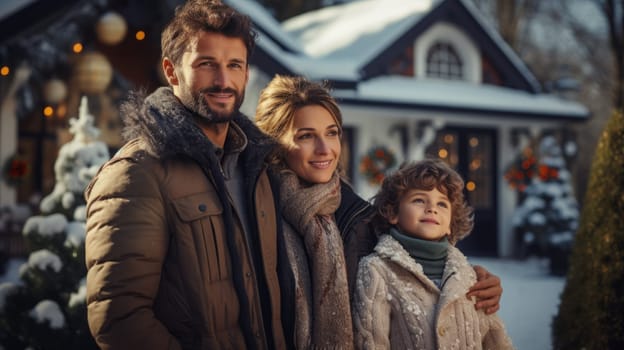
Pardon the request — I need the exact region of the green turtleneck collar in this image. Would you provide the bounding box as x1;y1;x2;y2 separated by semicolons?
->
389;227;449;281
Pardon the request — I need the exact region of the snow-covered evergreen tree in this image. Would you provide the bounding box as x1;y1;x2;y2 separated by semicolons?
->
511;135;579;275
0;97;109;349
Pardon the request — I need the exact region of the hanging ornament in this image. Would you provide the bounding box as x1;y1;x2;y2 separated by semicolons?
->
95;11;127;45
42;78;68;104
74;52;113;94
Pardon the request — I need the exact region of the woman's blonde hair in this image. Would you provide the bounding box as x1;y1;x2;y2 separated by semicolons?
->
255;75;342;166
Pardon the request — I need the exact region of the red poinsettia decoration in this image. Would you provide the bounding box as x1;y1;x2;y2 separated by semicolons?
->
504;148;560;192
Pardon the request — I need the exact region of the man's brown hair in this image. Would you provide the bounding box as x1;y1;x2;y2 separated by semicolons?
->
161;0;257;66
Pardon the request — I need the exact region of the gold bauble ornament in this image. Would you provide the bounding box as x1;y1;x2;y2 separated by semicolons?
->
43;78;68;104
96;12;127;45
74;52;113;94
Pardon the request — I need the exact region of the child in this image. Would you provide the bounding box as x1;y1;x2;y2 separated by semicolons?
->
352;159;514;349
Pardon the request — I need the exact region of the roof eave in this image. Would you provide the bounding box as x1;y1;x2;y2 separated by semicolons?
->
334;96;590;122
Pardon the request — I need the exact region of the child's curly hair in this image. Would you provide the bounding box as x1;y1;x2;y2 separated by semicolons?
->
371;158;474;244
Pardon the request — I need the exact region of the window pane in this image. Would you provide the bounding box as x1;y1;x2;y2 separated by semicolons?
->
426;42;464;80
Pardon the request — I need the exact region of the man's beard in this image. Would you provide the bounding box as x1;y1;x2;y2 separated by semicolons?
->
179;85;245;123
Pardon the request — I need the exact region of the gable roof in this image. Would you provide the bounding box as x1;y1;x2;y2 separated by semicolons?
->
277;0;587;120
283;0;432;61
283;0;540;93
227;0;365;82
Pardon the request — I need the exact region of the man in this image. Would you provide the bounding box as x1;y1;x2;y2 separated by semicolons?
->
85;1;284;349
85;1;502;349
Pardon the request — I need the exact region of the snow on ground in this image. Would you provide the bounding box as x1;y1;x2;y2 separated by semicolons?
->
470;256;566;350
1;256;564;349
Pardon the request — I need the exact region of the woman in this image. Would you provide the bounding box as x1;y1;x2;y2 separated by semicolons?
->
255;75;502;349
256;75;358;349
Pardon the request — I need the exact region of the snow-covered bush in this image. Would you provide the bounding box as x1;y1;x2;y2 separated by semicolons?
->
506;134;579;275
0;97;108;349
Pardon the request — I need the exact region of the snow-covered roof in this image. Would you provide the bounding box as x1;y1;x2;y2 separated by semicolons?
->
283;0;434;66
225;0;362;80
226;0;303;54
254;33;359;80
333;76;589;119
283;0;542;91
0;0;35;20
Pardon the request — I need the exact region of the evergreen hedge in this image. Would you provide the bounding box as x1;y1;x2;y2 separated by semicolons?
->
552;110;624;349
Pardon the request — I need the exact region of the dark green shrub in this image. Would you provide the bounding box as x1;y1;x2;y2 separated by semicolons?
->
552;110;624;349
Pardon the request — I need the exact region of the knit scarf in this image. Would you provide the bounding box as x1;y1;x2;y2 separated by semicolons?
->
389;227;449;281
279;170;354;349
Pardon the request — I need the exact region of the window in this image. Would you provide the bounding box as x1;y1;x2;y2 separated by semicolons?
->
426;42;463;80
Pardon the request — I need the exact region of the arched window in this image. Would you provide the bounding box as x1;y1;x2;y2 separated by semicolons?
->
426;42;463;80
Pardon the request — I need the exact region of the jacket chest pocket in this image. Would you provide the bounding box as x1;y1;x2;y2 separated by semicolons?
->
172;191;231;282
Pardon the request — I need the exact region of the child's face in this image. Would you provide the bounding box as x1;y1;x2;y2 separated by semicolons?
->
389;188;451;241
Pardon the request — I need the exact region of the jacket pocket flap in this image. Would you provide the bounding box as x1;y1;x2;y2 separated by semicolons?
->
172;191;223;221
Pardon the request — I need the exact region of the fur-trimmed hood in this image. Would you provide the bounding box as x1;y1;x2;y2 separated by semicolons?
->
120;87;277;169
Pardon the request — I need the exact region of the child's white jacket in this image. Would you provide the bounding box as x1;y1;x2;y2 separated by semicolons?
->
353;234;514;350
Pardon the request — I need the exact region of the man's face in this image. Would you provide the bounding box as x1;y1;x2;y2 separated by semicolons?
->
165;31;249;122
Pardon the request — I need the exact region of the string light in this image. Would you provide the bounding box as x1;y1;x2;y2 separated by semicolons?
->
438;148;448;158
135;30;146;41
43;106;54;118
57;103;67;118
466;181;476;191
470;159;481;170
73;42;84;53
0;66;9;76
96;11;127;45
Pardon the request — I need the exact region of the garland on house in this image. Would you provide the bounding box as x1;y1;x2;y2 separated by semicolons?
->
359;145;397;185
2;154;29;187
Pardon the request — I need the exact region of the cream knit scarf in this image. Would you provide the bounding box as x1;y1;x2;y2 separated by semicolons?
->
279;170;354;349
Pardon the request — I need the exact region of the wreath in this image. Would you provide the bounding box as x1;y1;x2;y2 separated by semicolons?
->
359;145;397;185
504;148;559;192
2;154;30;187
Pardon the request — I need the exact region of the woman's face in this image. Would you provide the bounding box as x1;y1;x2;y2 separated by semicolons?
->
283;105;341;184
